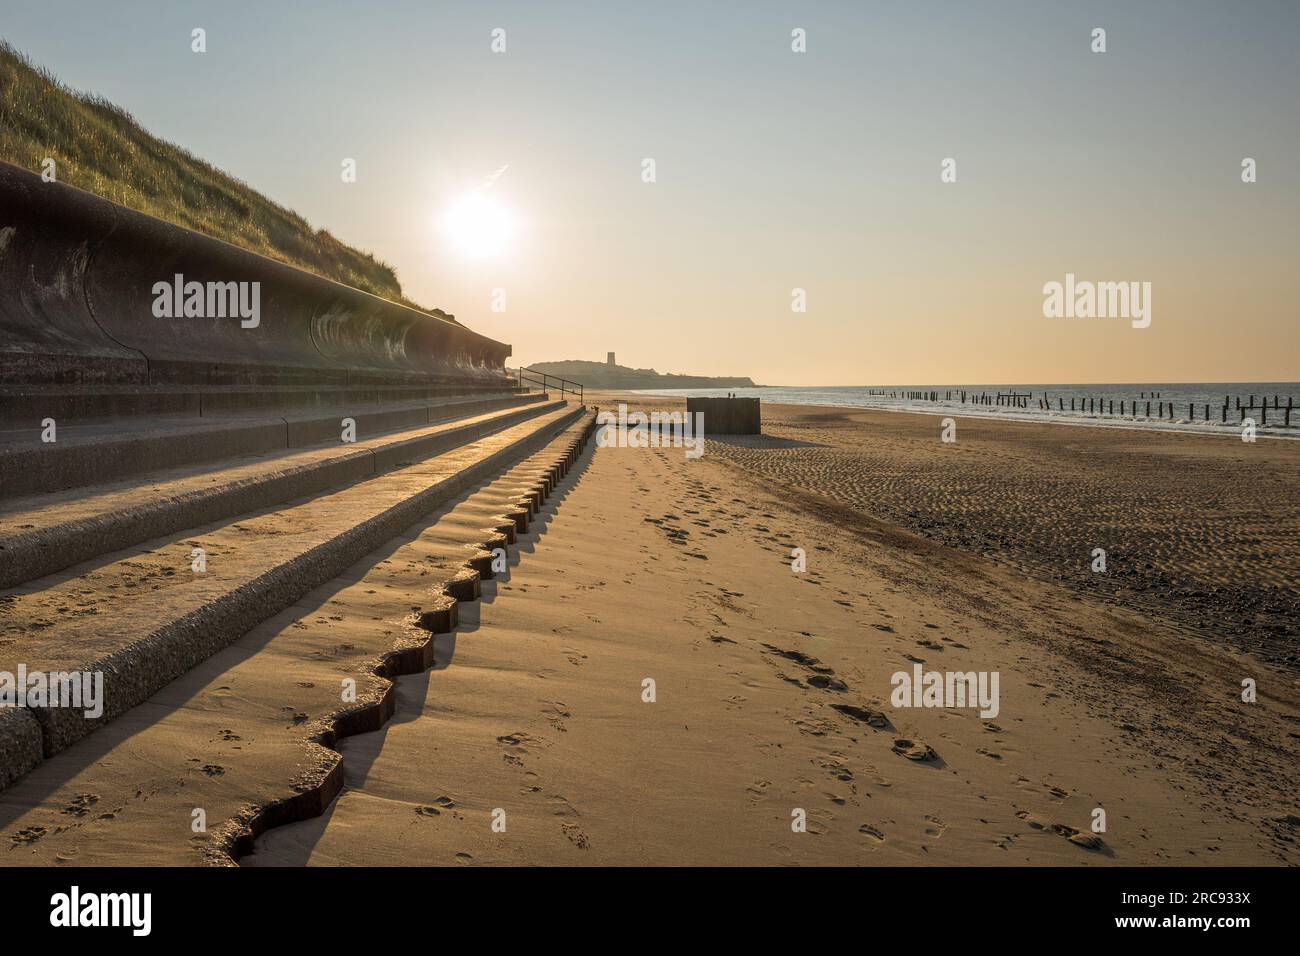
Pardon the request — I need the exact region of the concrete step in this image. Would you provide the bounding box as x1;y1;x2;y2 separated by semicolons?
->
0;411;597;864
0;382;533;425
0;402;586;790
0;397;568;588
0;390;548;499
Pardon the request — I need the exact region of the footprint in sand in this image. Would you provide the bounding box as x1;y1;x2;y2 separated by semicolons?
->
546;794;579;818
496;732;538;752
891;738;938;761
562;822;591;849
541;702;572;732
923;814;948;837
806;674;848;691
1051;823;1104;850
831;703;889;728
61;793;100;817
819;756;854;782
859;823;885;842
11;826;48;845
803;809;832;835
789;715;837;737
1015;809;1101;848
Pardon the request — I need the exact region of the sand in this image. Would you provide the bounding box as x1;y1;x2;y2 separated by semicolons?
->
700;398;1299;663
4;396;1296;865
245;396;1298;865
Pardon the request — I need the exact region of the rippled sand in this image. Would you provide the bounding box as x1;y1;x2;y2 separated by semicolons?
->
676;398;1299;667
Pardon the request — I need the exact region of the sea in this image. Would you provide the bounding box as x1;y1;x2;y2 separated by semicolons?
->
631;383;1300;437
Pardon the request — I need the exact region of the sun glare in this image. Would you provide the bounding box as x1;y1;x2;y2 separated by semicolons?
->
442;193;515;257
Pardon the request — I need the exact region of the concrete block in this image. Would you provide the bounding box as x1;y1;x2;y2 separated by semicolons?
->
687;396;761;435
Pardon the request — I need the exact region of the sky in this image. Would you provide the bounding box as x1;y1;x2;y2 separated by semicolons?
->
3;0;1297;385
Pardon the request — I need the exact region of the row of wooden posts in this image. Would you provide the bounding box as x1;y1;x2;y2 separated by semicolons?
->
865;389;1296;426
1036;395;1295;426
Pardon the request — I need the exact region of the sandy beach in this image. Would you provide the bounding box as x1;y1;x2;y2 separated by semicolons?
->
244;395;1298;865
2;396;1296;866
4;7;1299;935
691;397;1300;665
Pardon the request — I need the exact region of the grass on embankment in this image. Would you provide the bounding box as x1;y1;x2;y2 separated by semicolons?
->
0;39;433;313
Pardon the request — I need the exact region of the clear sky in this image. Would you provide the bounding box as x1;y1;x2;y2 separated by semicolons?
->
3;0;1297;385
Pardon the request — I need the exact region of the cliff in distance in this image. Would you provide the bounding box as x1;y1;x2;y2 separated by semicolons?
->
527;360;757;389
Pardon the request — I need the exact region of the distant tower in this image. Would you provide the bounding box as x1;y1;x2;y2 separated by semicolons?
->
607;352;616;366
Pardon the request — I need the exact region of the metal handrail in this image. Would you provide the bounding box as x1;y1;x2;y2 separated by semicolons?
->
517;366;583;404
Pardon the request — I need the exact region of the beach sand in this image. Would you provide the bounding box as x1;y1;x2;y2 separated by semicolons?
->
695;397;1300;665
246;396;1299;865
3;397;1296;865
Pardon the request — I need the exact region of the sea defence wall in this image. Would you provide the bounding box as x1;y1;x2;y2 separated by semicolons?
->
688;396;761;435
0;161;511;388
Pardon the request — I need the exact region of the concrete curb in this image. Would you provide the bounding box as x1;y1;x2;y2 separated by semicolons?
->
0;391;548;501
0;709;43;791
206;411;600;865
0;383;535;427
0;407;589;789
0;398;562;589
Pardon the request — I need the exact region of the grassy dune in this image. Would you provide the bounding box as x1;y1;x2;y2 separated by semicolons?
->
0;40;432;312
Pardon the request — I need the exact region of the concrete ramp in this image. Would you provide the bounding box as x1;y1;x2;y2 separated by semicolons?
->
0;161;510;387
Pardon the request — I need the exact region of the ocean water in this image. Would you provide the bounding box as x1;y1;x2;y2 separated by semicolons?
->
631;383;1300;436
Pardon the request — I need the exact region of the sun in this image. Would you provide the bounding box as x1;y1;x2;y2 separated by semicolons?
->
442;192;515;257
